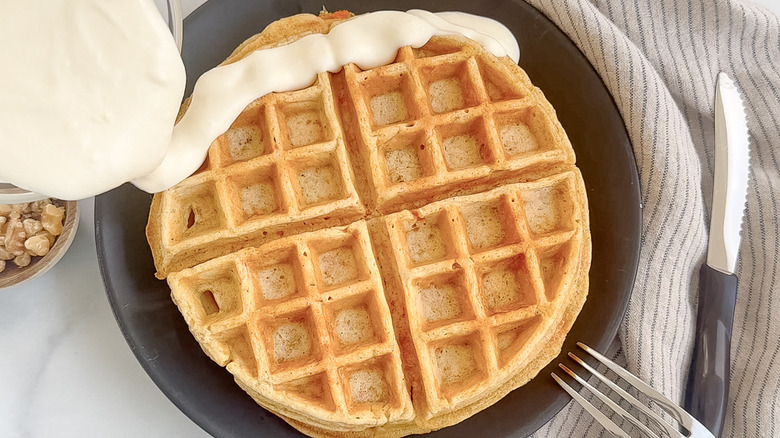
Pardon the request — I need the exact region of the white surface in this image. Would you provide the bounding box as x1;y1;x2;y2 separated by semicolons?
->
1;1;778;437
0;198;209;438
750;0;780;14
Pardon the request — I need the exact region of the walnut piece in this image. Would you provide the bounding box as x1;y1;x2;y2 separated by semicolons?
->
14;252;31;267
0;199;66;272
36;230;56;246
23;218;43;236
25;234;51;257
41;204;65;235
4;220;26;256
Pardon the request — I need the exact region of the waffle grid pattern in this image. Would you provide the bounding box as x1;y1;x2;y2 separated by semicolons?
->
155;73;365;276
151;22;591;436
151;37;576;278
382;172;582;414
344;42;573;211
169;221;413;426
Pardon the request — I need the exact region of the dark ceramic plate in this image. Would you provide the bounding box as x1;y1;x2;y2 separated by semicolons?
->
95;0;641;436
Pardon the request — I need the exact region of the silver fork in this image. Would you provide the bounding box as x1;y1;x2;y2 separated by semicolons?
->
552;343;714;438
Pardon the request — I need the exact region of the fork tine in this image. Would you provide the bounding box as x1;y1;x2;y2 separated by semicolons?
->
579;342;715;438
552;372;632;438
559;364;660;438
569;352;684;438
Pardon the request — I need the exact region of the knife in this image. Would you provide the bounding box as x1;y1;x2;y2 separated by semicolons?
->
684;72;750;437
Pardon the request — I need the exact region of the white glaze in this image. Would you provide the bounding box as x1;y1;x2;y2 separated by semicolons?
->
0;0;185;200
132;10;519;193
406;10;520;63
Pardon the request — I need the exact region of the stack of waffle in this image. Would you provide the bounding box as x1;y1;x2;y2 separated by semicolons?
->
147;12;590;438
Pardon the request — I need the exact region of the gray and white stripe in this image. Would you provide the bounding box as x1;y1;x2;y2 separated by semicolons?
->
526;1;780;436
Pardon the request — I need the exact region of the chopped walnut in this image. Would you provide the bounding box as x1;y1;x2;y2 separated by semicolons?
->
41;204;65;235
0;199;66;273
30;199;52;214
23;218;43;236
35;230;56;246
11;203;30;214
14;252;31;267
25;234;51;257
4;220;26;256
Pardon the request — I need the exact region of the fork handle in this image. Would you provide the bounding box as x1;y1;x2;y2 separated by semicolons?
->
684;264;737;438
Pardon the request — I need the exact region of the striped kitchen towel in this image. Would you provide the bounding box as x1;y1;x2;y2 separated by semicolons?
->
525;1;780;437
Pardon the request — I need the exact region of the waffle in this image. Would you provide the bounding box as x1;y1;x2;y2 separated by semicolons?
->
169;221;415;432
149;12;591;437
146;69;366;278
339;37;574;214
146;13;575;279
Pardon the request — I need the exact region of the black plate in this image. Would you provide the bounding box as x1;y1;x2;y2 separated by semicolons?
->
96;0;641;436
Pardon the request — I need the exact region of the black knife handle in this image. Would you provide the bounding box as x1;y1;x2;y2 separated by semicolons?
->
684;264;738;437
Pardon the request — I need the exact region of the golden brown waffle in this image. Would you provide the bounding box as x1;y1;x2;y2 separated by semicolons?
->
340;39;574;214
147;14;575;279
168;221;415;432
168;172;589;436
149;11;591;438
375;171;587;420
146;70;366;278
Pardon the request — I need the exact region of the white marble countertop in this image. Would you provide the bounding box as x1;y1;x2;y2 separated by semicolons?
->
2;0;778;437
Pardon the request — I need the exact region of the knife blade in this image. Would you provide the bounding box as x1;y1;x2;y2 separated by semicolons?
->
684;72;750;437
